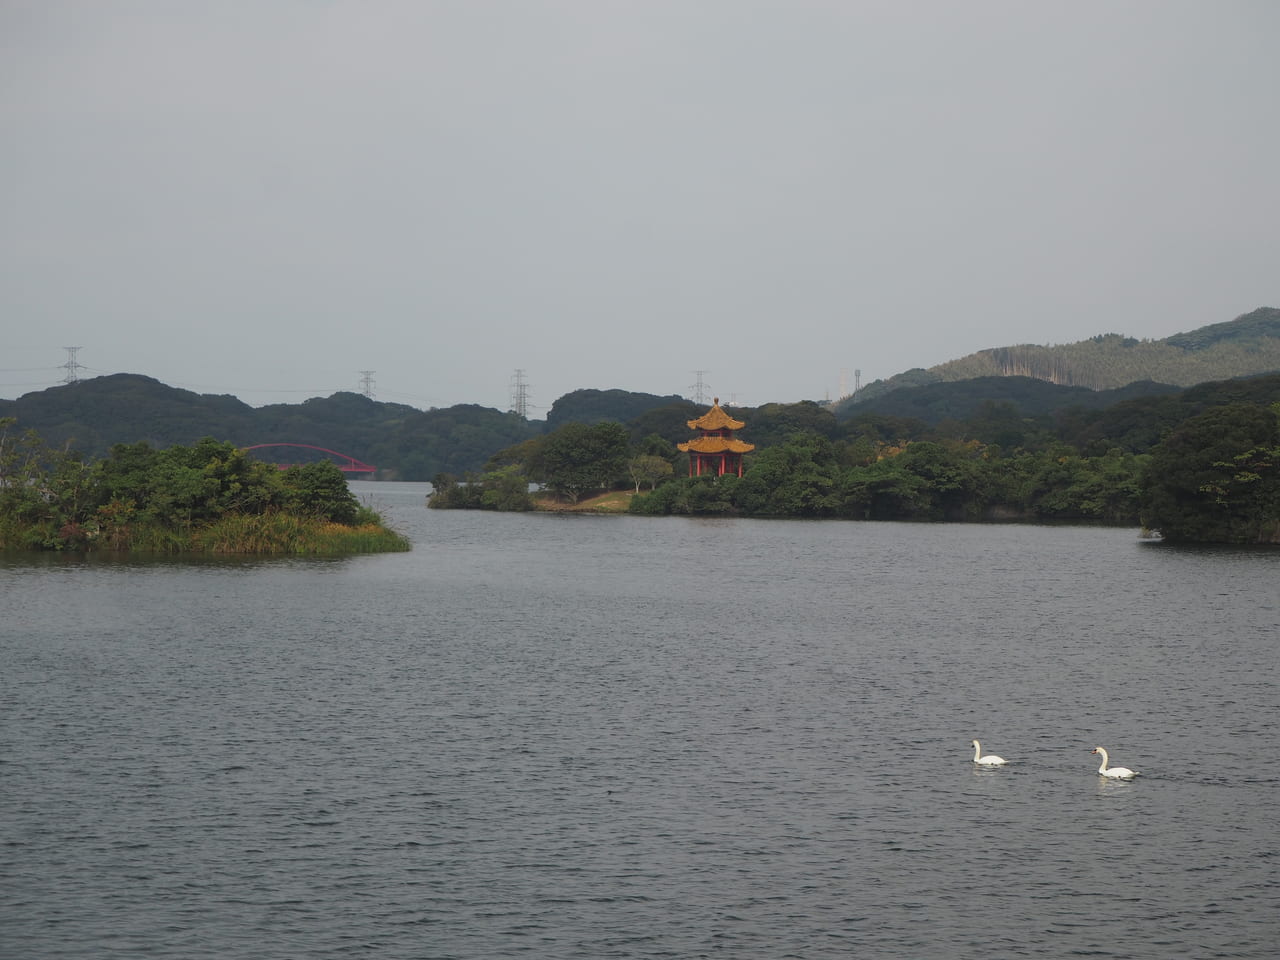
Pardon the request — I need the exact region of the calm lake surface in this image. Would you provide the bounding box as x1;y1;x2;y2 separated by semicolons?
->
3;481;1278;959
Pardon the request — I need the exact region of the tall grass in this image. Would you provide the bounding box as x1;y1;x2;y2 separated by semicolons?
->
192;511;411;555
2;510;410;555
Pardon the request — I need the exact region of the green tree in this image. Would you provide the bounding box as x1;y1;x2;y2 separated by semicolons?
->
281;461;360;524
895;441;985;520
628;454;673;492
1140;403;1280;543
486;436;547;483
628;474;736;515
92;438;286;528
479;465;534;511
0;419;97;546
1;419;55;528
842;456;931;520
542;421;630;503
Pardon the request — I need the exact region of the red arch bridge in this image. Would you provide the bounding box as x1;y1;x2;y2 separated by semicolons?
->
241;443;376;475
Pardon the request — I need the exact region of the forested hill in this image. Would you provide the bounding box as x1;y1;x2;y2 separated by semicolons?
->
0;377;706;480
0;374;540;480
546;388;688;427
7;306;1280;480
842;306;1280;410
838;376;1183;425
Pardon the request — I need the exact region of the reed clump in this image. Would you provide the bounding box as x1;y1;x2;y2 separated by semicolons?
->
190;512;410;555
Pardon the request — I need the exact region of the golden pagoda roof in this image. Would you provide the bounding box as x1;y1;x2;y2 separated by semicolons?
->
677;437;755;454
686;398;745;431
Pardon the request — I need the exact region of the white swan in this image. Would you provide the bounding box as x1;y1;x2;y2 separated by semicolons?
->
971;739;1007;765
1092;746;1138;779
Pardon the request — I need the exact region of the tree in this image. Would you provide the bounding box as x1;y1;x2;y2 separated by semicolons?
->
282;461;360;524
895;441;985;520
0;419;53;528
1140;403;1280;543
743;401;837;450
1;419;96;545
486;436;547;483
842;457;931;520
628;454;673;492
541;421;630;503
628;474;737;515
734;432;840;516
479;465;534;511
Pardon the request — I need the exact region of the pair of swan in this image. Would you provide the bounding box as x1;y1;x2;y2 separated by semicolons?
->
970;740;1140;779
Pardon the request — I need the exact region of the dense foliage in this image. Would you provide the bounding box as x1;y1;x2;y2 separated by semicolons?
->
0;421;407;553
841;376;1179;427
545;389;689;429
428;421;637;510
0;375;538;481
1139;403;1280;544
427;379;1280;544
627;435;1149;525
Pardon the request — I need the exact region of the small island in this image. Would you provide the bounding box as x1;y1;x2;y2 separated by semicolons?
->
0;420;408;554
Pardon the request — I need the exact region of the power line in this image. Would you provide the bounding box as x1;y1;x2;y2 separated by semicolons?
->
61;347;84;384
689;370;710;405
509;369;530;418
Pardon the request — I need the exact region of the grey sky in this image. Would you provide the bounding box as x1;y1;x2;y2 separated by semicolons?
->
2;0;1277;414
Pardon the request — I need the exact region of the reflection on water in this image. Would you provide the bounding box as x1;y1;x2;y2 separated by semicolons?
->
3;483;1278;959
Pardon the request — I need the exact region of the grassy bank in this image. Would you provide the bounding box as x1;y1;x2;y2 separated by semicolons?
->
1;510;411;555
532;490;635;514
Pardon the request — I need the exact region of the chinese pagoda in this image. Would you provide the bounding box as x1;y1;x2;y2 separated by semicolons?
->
677;398;754;477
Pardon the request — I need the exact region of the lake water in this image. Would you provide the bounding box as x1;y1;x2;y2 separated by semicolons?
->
3;481;1278;959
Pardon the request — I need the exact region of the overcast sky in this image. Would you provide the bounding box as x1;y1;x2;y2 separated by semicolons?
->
2;1;1277;414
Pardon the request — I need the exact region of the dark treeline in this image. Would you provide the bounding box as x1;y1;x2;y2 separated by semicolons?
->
6;367;1280;542
432;374;1280;544
4;365;1279;484
0;374;537;480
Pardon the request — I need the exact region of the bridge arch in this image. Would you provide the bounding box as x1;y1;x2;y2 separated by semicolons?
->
242;443;376;474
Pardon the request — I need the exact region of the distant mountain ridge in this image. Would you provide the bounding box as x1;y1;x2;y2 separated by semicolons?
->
6;307;1280;479
841;306;1280;410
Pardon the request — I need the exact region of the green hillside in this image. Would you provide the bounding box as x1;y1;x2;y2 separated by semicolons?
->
837;376;1180;426
842;306;1280;410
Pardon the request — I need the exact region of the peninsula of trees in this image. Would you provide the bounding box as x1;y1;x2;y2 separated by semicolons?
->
0;420;408;554
429;374;1280;545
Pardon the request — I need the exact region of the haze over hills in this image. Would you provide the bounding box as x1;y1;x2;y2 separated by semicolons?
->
837;306;1280;412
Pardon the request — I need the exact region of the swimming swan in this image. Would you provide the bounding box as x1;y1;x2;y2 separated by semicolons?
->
971;739;1007;765
1092;746;1138;779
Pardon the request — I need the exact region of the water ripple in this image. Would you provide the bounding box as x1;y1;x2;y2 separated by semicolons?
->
2;493;1278;958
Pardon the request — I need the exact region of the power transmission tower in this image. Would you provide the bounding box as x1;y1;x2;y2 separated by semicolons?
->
359;370;376;399
689;370;710;405
61;347;84;384
509;369;530;418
